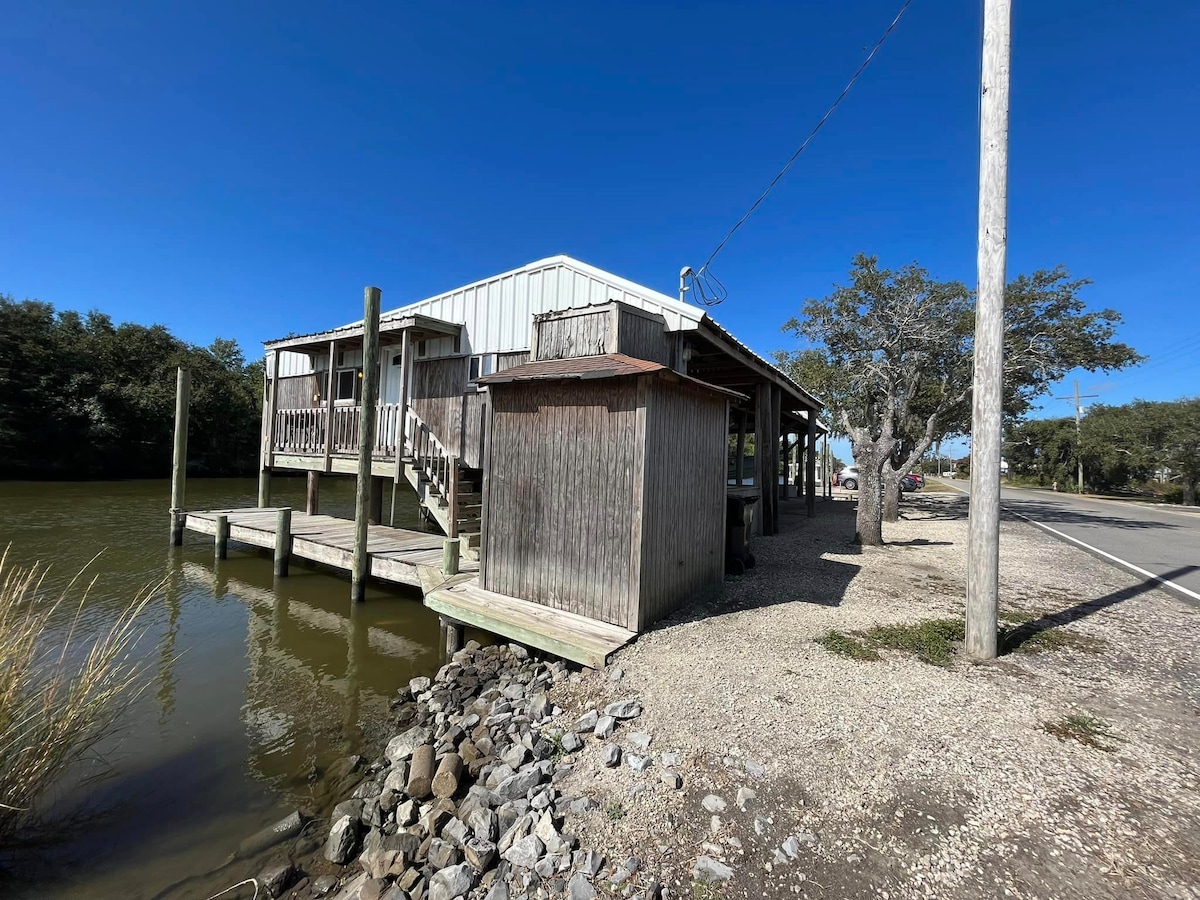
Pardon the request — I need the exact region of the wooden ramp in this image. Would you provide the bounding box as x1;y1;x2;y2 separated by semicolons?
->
424;577;636;668
183;509;477;588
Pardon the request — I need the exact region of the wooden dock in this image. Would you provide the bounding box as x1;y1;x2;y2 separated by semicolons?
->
180;509;633;667
425;577;636;669
183;508;477;589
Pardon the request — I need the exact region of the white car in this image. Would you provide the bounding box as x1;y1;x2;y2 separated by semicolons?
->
836;466;860;490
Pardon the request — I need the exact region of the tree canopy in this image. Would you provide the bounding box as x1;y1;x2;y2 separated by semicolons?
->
775;255;1143;542
0;296;263;479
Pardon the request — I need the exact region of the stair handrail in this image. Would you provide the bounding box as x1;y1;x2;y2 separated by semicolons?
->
403;405;456;501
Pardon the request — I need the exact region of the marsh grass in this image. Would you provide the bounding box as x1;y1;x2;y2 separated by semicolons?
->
0;550;159;848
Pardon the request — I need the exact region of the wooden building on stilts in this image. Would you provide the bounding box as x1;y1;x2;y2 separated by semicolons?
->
176;256;826;666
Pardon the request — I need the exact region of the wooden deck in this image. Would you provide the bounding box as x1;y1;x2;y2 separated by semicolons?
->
183;509;477;588
425;576;636;668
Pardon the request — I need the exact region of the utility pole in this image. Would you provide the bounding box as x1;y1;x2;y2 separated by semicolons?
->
1056;379;1098;493
966;0;1012;662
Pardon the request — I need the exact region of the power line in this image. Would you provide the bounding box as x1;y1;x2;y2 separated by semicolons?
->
693;0;915;285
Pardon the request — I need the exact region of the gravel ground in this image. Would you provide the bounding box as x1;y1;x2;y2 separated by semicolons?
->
550;491;1200;900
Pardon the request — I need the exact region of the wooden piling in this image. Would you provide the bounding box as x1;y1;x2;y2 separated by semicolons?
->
432;753;463;799
274;507;292;577
407;744;435;799
306;470;320;516
169;367;190;545
215;514;230;559
441;615;463;656
442;538;461;576
352;286;383;602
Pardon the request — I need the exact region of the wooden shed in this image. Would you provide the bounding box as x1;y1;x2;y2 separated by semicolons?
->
476;353;743;632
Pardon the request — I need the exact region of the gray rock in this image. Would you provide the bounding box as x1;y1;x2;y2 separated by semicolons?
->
603;699;642;720
608;667;624;682
534;810;569;855
324;814;358;865
485;881;510;900
501;744;530;769
576;710;599;732
568;872;597;900
534;856;556;878
311;874;337;895
503;682;526;700
394;798;418;826
628;732;652;751
443;816;471;848
428;837;460;868
753;817;768;836
660;751;682;768
693;856;734;882
465;837;498;872
626;753;652;774
736;786;757;810
624;857;640;874
561;732;583;753
781;835;802;860
504;833;544;868
496;767;543;801
530;789;553;810
498;813;533;854
258;862;294;899
701;794;727;814
569;796;598;815
573;849;604;875
331;799;364;824
743;759;766;778
593;715;615;739
465;806;498;842
408;675;432;696
385;726;431;764
660;771;682;790
602;744;621;768
382;764;408;794
428;862;475;900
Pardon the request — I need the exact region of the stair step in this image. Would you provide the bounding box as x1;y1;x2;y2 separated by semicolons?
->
457;519;482;532
460;532;482;548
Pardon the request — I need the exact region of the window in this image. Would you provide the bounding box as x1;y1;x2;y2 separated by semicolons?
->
468;354;494;384
417;340;427;358
336;368;361;402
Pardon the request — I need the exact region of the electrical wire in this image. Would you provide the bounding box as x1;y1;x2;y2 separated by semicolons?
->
690;0;915;302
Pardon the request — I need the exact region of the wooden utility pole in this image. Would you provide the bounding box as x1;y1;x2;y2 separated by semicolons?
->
1056;379;1098;493
966;0;1012;661
169;367;190;545
352;286;383;603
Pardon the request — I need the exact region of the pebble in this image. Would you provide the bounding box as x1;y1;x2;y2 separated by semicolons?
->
693;856;734;882
701;794;727;814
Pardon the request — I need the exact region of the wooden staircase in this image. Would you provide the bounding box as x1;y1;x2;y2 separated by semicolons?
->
399;407;483;560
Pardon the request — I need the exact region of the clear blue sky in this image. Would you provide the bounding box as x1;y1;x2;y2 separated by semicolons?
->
4;0;1197;444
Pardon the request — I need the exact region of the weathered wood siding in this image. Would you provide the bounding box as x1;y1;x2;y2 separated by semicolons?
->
637;380;727;628
461;391;486;469
497;351;530;372
412;356;468;455
616;308;671;365
276;374;319;408
482;379;641;629
534;310;611;360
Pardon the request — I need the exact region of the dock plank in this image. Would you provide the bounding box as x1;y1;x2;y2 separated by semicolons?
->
425;576;635;668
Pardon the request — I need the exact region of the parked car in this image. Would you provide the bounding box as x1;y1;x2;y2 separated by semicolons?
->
902;472;926;491
837;466;860;490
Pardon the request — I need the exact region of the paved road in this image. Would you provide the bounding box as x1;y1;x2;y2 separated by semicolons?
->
940;479;1200;602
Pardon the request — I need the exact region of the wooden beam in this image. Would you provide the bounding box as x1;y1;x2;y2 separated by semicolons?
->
735;409;746;486
755;383;772;536
394;328;411;482
807;413;818;516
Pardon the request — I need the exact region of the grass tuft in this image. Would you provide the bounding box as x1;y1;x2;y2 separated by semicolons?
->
1002;624;1107;656
1043;714;1119;751
862;618;964;667
815;630;880;662
0;550;159;847
604;801;626;822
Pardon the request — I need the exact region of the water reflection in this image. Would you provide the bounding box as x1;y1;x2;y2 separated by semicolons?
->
0;478;443;899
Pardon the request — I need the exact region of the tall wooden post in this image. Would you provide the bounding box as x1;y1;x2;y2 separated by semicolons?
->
215;514;229;560
169;367;190;545
806;412;818;517
966;0;1011;661
323;339;337;473
754;384;772;535
394;329;411;482
260;350;280;508
734;410;746;486
769;385;781;532
306;470;320;515
352;286;383;603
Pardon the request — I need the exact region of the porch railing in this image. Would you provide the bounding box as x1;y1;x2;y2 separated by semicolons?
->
272;404;403;457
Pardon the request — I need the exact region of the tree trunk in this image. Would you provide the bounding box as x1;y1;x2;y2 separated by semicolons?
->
882;470;903;521
855;470;885;545
1184;479;1197;507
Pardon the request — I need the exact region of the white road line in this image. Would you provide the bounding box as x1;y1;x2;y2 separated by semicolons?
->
1004;511;1200;603
938;480;1200;603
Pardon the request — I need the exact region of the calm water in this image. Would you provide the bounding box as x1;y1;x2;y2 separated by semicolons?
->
0;477;445;898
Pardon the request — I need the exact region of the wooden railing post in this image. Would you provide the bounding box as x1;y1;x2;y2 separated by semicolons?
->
448;455;459;538
323;339;336;472
443;538;460;576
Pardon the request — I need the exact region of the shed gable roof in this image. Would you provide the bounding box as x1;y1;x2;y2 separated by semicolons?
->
478;353;746;401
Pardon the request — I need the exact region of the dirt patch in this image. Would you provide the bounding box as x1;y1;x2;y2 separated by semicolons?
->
549;494;1200;900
